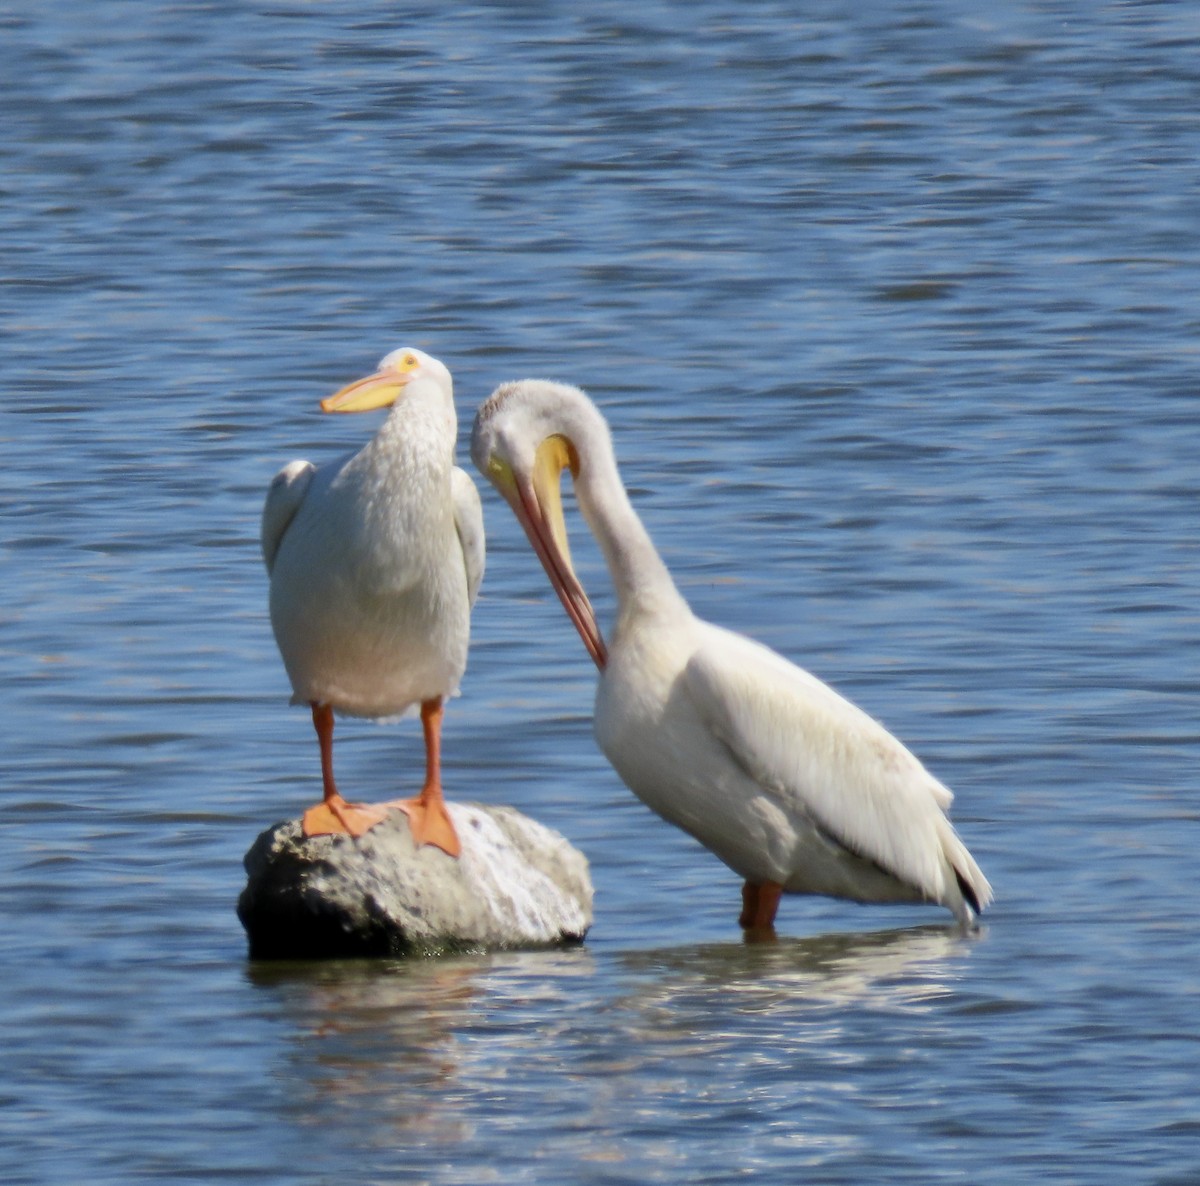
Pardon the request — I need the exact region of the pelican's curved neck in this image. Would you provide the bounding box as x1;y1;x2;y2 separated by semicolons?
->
573;434;689;626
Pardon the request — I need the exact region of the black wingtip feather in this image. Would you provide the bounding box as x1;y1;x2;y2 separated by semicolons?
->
955;867;983;916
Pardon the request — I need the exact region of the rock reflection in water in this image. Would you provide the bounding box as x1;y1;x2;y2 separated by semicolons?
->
247;947;597;1149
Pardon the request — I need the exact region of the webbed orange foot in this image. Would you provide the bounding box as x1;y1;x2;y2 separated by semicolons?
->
302;793;390;838
388;792;461;858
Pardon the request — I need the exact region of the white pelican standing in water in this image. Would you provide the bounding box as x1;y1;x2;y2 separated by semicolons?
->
471;380;991;930
262;347;484;855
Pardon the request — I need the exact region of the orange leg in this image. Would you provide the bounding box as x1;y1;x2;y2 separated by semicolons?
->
386;697;461;858
739;879;784;932
300;702;389;838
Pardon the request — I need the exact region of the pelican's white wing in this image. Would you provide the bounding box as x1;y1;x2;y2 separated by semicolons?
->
451;465;485;607
261;459;316;574
683;623;991;911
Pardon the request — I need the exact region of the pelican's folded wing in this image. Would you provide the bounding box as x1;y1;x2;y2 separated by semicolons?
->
682;624;972;904
451;465;486;607
261;459;316;574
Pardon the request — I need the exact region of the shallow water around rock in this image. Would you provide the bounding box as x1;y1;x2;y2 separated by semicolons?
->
2;4;1198;1184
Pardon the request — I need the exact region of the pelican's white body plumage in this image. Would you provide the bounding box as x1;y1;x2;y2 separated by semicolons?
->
472;380;990;927
596;616;985;919
263;352;482;718
262;347;483;848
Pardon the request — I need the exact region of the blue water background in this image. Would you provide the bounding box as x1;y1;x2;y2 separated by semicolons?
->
1;3;1198;1183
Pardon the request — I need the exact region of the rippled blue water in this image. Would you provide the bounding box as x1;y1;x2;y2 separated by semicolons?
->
2;3;1198;1183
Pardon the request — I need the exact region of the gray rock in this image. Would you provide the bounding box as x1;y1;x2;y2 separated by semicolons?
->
238;802;593;959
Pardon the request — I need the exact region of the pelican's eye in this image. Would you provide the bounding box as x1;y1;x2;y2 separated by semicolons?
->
401;353;419;371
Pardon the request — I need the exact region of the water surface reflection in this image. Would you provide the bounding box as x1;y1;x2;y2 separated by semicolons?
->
246;925;979;1164
617;923;979;1012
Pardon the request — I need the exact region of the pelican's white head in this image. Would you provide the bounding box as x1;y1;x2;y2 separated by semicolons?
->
471;380;610;668
320;345;453;417
470;379;613;487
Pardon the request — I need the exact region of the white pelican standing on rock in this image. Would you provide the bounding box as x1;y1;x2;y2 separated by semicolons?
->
471;380;991;930
262;347;484;855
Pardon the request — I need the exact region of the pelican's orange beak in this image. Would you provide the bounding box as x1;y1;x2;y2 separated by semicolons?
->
321;363;414;413
489;437;608;670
